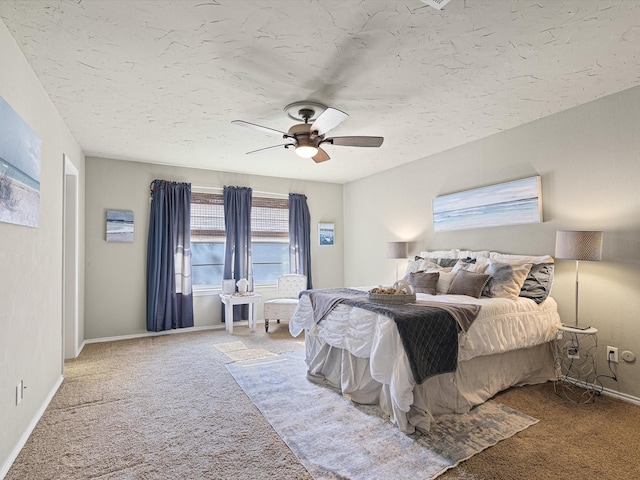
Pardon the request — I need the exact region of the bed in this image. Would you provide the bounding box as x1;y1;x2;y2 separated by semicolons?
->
289;249;561;434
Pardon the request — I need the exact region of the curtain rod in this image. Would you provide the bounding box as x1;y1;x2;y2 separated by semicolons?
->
192;185;290;199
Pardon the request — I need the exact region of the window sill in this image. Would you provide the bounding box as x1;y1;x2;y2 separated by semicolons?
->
193;284;277;296
193;286;220;297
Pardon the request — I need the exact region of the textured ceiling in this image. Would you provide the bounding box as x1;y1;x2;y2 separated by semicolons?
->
2;0;640;183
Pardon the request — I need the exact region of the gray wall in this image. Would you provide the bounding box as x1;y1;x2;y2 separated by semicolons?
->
84;157;344;339
344;86;640;400
0;20;85;474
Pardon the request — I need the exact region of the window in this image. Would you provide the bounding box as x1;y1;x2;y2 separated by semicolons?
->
190;192;289;287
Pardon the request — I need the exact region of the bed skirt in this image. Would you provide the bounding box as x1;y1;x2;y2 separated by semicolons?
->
305;334;557;433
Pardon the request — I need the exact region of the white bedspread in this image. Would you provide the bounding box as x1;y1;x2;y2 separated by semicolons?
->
289;289;561;414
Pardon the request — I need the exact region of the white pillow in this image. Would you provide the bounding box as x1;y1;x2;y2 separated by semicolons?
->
489;252;554;264
419;259;444;271
419;249;459;259
403;258;424;279
457;250;490;260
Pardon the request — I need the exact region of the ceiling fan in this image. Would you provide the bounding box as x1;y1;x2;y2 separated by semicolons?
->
232;101;384;163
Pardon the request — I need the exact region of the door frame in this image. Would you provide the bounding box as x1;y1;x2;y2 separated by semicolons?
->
62;154;79;366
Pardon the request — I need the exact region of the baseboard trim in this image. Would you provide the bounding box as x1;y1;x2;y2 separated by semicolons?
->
84;320;265;345
558;375;640;405
599;386;640;405
0;375;64;480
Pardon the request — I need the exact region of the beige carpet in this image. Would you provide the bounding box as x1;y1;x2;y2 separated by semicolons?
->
7;323;640;479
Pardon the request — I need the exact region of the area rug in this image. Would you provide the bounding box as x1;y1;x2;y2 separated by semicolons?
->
226;350;538;480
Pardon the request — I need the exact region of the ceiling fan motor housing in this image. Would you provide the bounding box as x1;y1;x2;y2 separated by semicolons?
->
288;123;321;145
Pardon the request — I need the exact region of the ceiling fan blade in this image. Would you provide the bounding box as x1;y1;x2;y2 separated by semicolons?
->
246;143;292;155
310;107;348;135
324;136;384;147
232;120;288;137
312;148;330;163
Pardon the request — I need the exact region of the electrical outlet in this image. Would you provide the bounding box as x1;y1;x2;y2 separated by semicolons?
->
567;344;579;359
607;346;619;363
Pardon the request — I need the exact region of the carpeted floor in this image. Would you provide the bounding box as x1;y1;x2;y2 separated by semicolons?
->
6;323;640;479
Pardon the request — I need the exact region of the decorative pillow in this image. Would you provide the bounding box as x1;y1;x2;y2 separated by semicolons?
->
519;263;555;304
452;257;488;274
408;271;439;295
436;271;457;294
447;270;491;298
483;261;532;299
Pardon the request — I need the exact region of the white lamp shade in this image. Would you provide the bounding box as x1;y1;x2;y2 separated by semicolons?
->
555;230;603;261
386;241;408;259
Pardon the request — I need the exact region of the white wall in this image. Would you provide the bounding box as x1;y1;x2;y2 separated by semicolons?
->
84;157;344;339
344;86;640;400
0;20;85;475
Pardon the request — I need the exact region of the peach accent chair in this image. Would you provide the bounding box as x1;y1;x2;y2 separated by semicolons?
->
263;274;307;332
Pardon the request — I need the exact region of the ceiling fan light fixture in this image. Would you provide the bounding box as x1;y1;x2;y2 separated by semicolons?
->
295;145;318;158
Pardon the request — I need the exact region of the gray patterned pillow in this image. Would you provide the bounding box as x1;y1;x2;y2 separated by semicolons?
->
519;264;555;304
437;258;459;268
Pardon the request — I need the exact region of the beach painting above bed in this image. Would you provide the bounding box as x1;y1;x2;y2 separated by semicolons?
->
433;176;542;232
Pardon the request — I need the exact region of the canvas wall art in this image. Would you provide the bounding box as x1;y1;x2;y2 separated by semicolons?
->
318;223;335;246
106;210;134;242
433;176;542;232
0;96;42;228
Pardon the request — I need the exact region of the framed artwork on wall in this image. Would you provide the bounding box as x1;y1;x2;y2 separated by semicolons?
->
433;176;542;232
0;96;42;228
106;210;134;242
318;222;335;246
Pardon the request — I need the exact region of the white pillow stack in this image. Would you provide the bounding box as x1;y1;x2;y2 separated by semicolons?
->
404;249;555;299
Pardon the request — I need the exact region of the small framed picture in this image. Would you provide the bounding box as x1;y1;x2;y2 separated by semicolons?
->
106;210;134;242
318;222;335;246
221;279;235;294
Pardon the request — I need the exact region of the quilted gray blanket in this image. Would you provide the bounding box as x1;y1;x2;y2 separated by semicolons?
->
302;288;481;384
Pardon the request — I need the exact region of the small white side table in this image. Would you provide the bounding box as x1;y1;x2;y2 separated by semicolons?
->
554;325;598;403
219;293;262;334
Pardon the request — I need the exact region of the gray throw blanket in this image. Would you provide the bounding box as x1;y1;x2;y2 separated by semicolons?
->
301;289;481;384
305;288;368;324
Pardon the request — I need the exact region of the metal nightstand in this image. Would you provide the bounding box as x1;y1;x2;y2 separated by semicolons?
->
554;325;598;403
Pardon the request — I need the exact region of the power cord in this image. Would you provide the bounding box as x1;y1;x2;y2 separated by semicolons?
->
594;349;618;393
